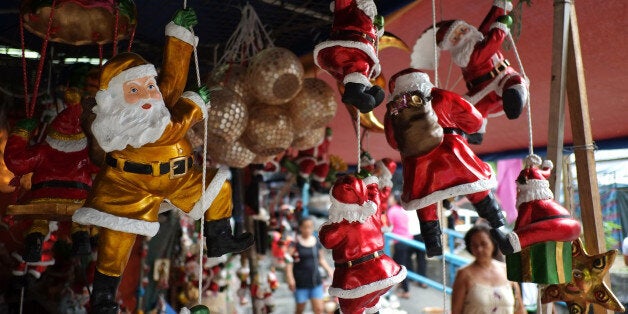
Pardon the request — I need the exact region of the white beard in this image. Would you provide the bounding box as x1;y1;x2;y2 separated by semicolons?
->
450;28;484;68
92;89;171;152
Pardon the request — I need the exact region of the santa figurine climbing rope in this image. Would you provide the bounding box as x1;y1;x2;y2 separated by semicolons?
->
411;0;528;144
314;0;385;113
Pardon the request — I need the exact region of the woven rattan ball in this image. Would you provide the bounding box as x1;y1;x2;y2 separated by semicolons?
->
247;47;304;105
207;136;255;168
242;105;294;156
205;87;248;143
207;63;253;104
288;78;337;131
291;126;326;151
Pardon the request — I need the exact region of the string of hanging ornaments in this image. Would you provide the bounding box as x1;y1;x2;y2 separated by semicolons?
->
189;3;337;169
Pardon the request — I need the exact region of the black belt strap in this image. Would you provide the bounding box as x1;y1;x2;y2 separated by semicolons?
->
467;59;510;89
331;29;377;46
531;214;573;223
335;250;385;268
105;154;193;176
31;180;91;191
442;128;466;137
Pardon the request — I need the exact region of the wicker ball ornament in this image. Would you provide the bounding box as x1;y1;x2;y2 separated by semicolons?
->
207;136;256;168
291;127;326;151
247;47;304;105
243;105;294;156
207;63;253;104
204;87;248;143
288;78;337;131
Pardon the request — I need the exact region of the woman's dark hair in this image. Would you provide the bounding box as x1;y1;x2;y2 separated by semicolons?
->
297;216;313;228
464;222;500;259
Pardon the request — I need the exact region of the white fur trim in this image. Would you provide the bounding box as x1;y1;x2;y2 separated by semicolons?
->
524;154;542;167
328;266;407;299
312;174;327;183
542;160;554;170
343;72;371;87
402;176;497;211
179;308;191;314
509;232;521;253
327;193;377;224
390;71;434;99
362;175;379;186
182;91;208;119
105;64;157;92
516;179;554;208
187;166;230;220
493;0;513;12
439;20;467;51
314;40;379;79
376;161;393;189
355;0;377;21
45;136;87;153
165;22;197;47
72;207;160;236
490;22;511;35
365;298;383;313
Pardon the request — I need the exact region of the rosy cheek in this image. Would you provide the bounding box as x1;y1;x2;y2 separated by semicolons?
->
150;89;162;100
124;93;140;104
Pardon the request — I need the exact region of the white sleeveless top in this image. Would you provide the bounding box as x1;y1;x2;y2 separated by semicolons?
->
463;283;515;314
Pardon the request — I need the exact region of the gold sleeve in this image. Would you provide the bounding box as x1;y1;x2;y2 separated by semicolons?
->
159;36;194;107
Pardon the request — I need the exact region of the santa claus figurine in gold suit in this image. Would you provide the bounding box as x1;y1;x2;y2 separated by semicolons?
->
71;9;253;314
411;0;527;144
314;0;385;113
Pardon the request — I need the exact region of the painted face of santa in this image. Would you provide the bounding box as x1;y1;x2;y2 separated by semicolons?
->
448;23;484;68
92;75;171;152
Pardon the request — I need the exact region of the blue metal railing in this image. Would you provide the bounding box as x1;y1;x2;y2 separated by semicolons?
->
383;230;470;294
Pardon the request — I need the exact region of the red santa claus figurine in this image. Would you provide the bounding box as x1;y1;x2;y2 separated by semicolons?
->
384;68;517;256
411;0;527;144
374;158;396;231
314;0;385;113
504;155;581;253
295;127;333;192
4;88;98;263
319;174;406;314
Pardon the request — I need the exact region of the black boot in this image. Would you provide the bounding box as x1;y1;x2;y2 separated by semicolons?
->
204;219;254;257
420;221;443;257
23;232;44;263
342;82;377;113
91;271;120;314
472;194;506;229
365;85;385;107
71;231;91;256
502;88;524;120
490;229;520;255
466;132;484;145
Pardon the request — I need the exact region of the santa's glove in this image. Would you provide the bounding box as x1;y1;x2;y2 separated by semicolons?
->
496;15;513;28
172;8;198;29
15;118;37;133
197;85;211;105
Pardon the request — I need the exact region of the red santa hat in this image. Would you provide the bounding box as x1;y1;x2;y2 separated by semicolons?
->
375;158;396;189
516;155;555;207
327;175;377;224
46;93;87;153
389;68;434;100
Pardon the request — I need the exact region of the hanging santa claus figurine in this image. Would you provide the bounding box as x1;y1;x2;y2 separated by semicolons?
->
504;154;581;252
295;127;333;192
384;68;517;256
4;88;98;263
314;0;385;113
411;0;527;144
319;174;406;314
374;158;396;231
70;9;253;314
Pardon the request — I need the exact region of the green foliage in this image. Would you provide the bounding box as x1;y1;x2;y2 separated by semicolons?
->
604;221;622;250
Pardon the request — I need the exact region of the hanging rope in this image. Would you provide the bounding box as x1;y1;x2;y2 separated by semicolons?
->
356;110;361;173
18;15;29;107
112;4;120;57
218;4;274;66
127;24;136;52
431;0;439;87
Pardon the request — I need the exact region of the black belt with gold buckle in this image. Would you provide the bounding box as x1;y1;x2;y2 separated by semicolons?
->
105;154;193;179
330;29;377;47
335;250;384;268
467;59;510;89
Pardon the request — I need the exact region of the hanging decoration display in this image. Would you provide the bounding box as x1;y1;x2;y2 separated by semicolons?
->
541;239;625;313
207;63;253;104
242;105;294;156
199;87;249;143
290;127;333;193
21;0;137;45
246;47;304;105
411;0;527;144
291;126;326;151
319;174;406;314
506;154;582;284
288;78;337;132
384;68;517;257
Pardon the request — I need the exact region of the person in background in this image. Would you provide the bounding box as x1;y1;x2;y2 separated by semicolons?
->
623;236;628;266
286;217;333;314
452;223;525;314
387;193;413;298
407;204;428;288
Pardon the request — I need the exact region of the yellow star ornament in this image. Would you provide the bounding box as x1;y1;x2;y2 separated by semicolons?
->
541;239;625;313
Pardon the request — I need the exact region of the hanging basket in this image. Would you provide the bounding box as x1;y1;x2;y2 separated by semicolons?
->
288;78;337;131
247;47;304;105
21;0;137;45
203;87;249;143
207;136;256;168
242;105;294;156
207;63;253;104
292;127;326;151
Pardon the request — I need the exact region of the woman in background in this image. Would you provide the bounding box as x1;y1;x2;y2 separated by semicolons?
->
451;223;525;314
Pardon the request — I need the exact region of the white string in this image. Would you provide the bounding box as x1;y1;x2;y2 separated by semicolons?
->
356;110;361;172
218;4;274;66
431;0;439;87
19;287;24;314
182;0;206;305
